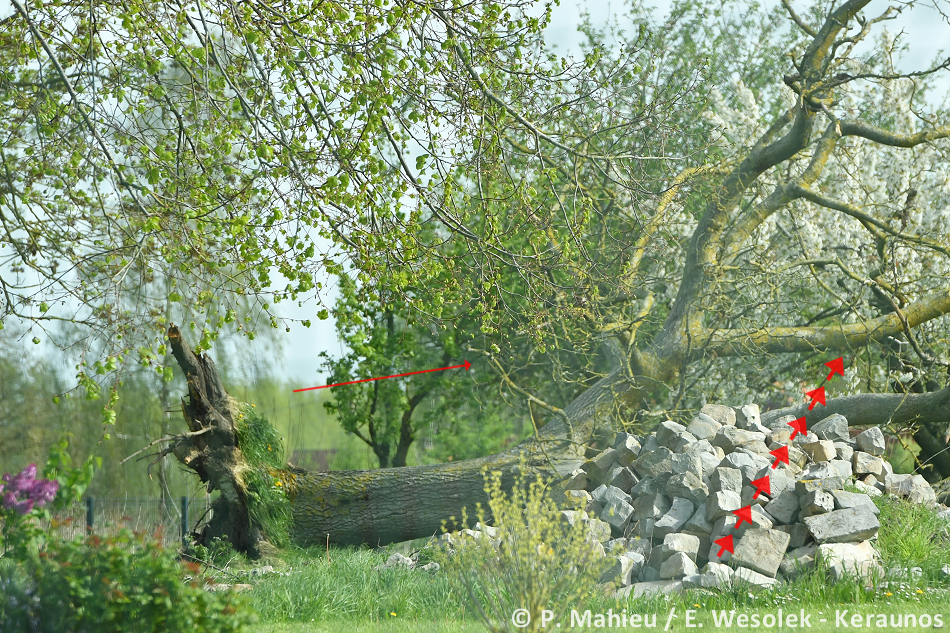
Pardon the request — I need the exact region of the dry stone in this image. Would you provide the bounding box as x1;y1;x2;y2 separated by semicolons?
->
666;472;708;505
799;489;836;517
732;567;780;589
811;414;851;443
614;434;642;466
884;473;937;506
853;452;886;477
764;490;800;524
707;491;742;521
830;490;879;514
834;443;854;461
734;403;761;428
656;420;688;448
855;427;886;456
780;543;817;579
701;404;736;427
633;447;674;479
829;459;853;479
687;413;722;440
730;528;790;578
660;533;701;563
775;523;810;549
818;541;882;581
802;440;836;462
600;498;634;535
660;551;699;579
564;490;591;507
538;400;942;597
633;492;672;521
654;497;695;538
803;506;879;543
713;427;768;454
608;466;638;493
709;467;742;494
670;453;703;479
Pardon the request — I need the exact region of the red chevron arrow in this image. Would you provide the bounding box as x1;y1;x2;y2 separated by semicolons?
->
805;386;826;410
787;416;807;440
770;445;790;469
824;357;844;381
733;505;754;529
750;475;771;499
714;534;734;557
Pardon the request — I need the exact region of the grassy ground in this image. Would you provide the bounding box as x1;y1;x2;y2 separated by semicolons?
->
211;494;949;633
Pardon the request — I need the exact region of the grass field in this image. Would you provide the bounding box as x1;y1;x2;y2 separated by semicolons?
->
203;494;950;632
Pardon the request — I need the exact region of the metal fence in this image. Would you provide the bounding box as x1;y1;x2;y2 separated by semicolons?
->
46;496;213;548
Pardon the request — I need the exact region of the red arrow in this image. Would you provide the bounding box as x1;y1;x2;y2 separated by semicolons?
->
770;445;790;469
293;360;471;393
750;475;771;499
824;357;844;381
733;505;754;528
804;386;826;410
787;416;807;440
714;534;734;557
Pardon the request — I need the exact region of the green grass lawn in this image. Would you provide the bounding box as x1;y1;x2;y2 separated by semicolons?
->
216;494;950;633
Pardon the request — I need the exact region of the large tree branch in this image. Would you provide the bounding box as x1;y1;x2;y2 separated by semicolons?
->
840;120;950;147
692;288;950;359
761;386;950;434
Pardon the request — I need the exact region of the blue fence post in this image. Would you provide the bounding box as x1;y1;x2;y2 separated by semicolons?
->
181;496;189;547
85;497;94;533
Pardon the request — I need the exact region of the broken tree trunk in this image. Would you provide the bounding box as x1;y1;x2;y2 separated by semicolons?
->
166;325;950;553
165;325;265;557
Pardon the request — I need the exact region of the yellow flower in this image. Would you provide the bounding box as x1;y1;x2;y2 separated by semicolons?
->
275;480;283;487
885;592;892;597
916;589;923;594
390;612;397;617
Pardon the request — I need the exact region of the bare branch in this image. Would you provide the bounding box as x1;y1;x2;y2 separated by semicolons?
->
781;0;817;37
840;119;950;148
696;288;950;359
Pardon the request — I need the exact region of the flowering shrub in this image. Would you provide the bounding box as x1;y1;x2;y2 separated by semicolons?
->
0;463;60;558
1;463;59;515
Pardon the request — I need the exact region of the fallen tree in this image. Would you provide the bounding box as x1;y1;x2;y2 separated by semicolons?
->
166;323;950;553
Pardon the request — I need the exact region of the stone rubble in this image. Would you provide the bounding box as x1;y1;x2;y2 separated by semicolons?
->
435;403;948;597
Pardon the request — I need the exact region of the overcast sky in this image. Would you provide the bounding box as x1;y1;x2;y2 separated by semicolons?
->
1;0;947;385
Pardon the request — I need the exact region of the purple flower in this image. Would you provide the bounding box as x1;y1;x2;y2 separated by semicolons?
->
0;464;58;513
29;479;59;505
10;497;34;515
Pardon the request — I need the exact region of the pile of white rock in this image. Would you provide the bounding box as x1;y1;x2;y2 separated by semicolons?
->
555;403;947;597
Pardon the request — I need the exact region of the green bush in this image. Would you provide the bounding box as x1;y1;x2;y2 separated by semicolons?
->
874;494;950;582
235;404;292;547
434;465;611;633
0;529;256;633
